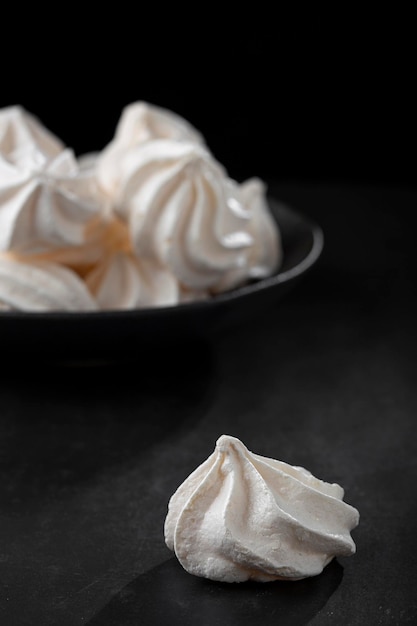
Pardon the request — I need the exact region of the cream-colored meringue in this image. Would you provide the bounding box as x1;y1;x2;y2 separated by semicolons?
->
96;103;282;298
97;101;204;197
213;178;282;292
0;105;64;163
0;255;97;311
104;139;255;291
85;250;180;310
112;101;204;148
0;146;105;254
164;435;359;583
237;178;282;279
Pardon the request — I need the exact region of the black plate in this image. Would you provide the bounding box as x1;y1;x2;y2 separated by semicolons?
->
0;198;323;362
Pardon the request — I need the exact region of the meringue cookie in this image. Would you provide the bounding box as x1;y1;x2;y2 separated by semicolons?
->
96;102;283;297
27;212;127;278
112;101;204;148
104;139;254;291
0;145;105;254
97;101;204;197
213;178;282;292
0;255;97;311
83;216;207;309
237;178;282;279
86;250;180;310
164;435;359;583
0;105;64;163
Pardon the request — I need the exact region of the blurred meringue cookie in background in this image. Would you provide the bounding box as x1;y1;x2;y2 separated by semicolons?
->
0;101;283;311
96;106;282;293
0;105;64;161
81;212;207;310
103;139;256;292
108;100;205;148
0;254;97;311
0;106;106;255
213;177;282;292
164;435;359;583
96;101;205;197
85;251;181;310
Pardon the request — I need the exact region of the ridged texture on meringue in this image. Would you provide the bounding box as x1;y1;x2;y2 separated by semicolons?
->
0;148;103;253
97;101;204;197
0;105;64;162
105;139;255;291
0;102;284;312
86;251;180;310
96;102;282;295
0;107;105;255
164;435;359;583
113;101;204;148
0;255;98;311
213;178;282;292
238;178;282;279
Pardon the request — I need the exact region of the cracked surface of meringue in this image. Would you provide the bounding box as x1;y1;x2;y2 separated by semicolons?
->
164;435;359;583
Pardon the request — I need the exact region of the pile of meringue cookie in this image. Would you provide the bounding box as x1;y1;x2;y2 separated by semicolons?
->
0;103;282;312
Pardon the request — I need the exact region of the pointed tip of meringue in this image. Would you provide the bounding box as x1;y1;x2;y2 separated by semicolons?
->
215;434;246;453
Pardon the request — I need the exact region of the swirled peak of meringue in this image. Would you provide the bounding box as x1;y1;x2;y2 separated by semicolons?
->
113;101;204;148
106;139;255;291
0;255;97;311
0;105;64;163
164;435;360;583
97;101;204;197
0;146;104;253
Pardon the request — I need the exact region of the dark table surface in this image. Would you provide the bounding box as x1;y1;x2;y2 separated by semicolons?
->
1;181;416;625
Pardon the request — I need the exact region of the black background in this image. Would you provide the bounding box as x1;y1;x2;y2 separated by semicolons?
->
1;9;415;188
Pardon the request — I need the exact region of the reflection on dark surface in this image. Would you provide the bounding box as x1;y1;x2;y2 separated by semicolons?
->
90;558;343;626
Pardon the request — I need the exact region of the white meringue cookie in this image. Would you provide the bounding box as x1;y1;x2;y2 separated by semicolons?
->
97;101;204;197
237;178;282;279
26;212;128;279
0;105;64;163
85;250;180;310
113;101;204;148
164;435;359;583
0;255;97;311
95;103;283;297
213;178;282;292
0;104;106;256
104;139;254;291
0;147;104;253
0;103;284;312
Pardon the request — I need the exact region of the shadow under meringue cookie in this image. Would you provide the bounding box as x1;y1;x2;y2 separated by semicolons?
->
89;557;343;626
